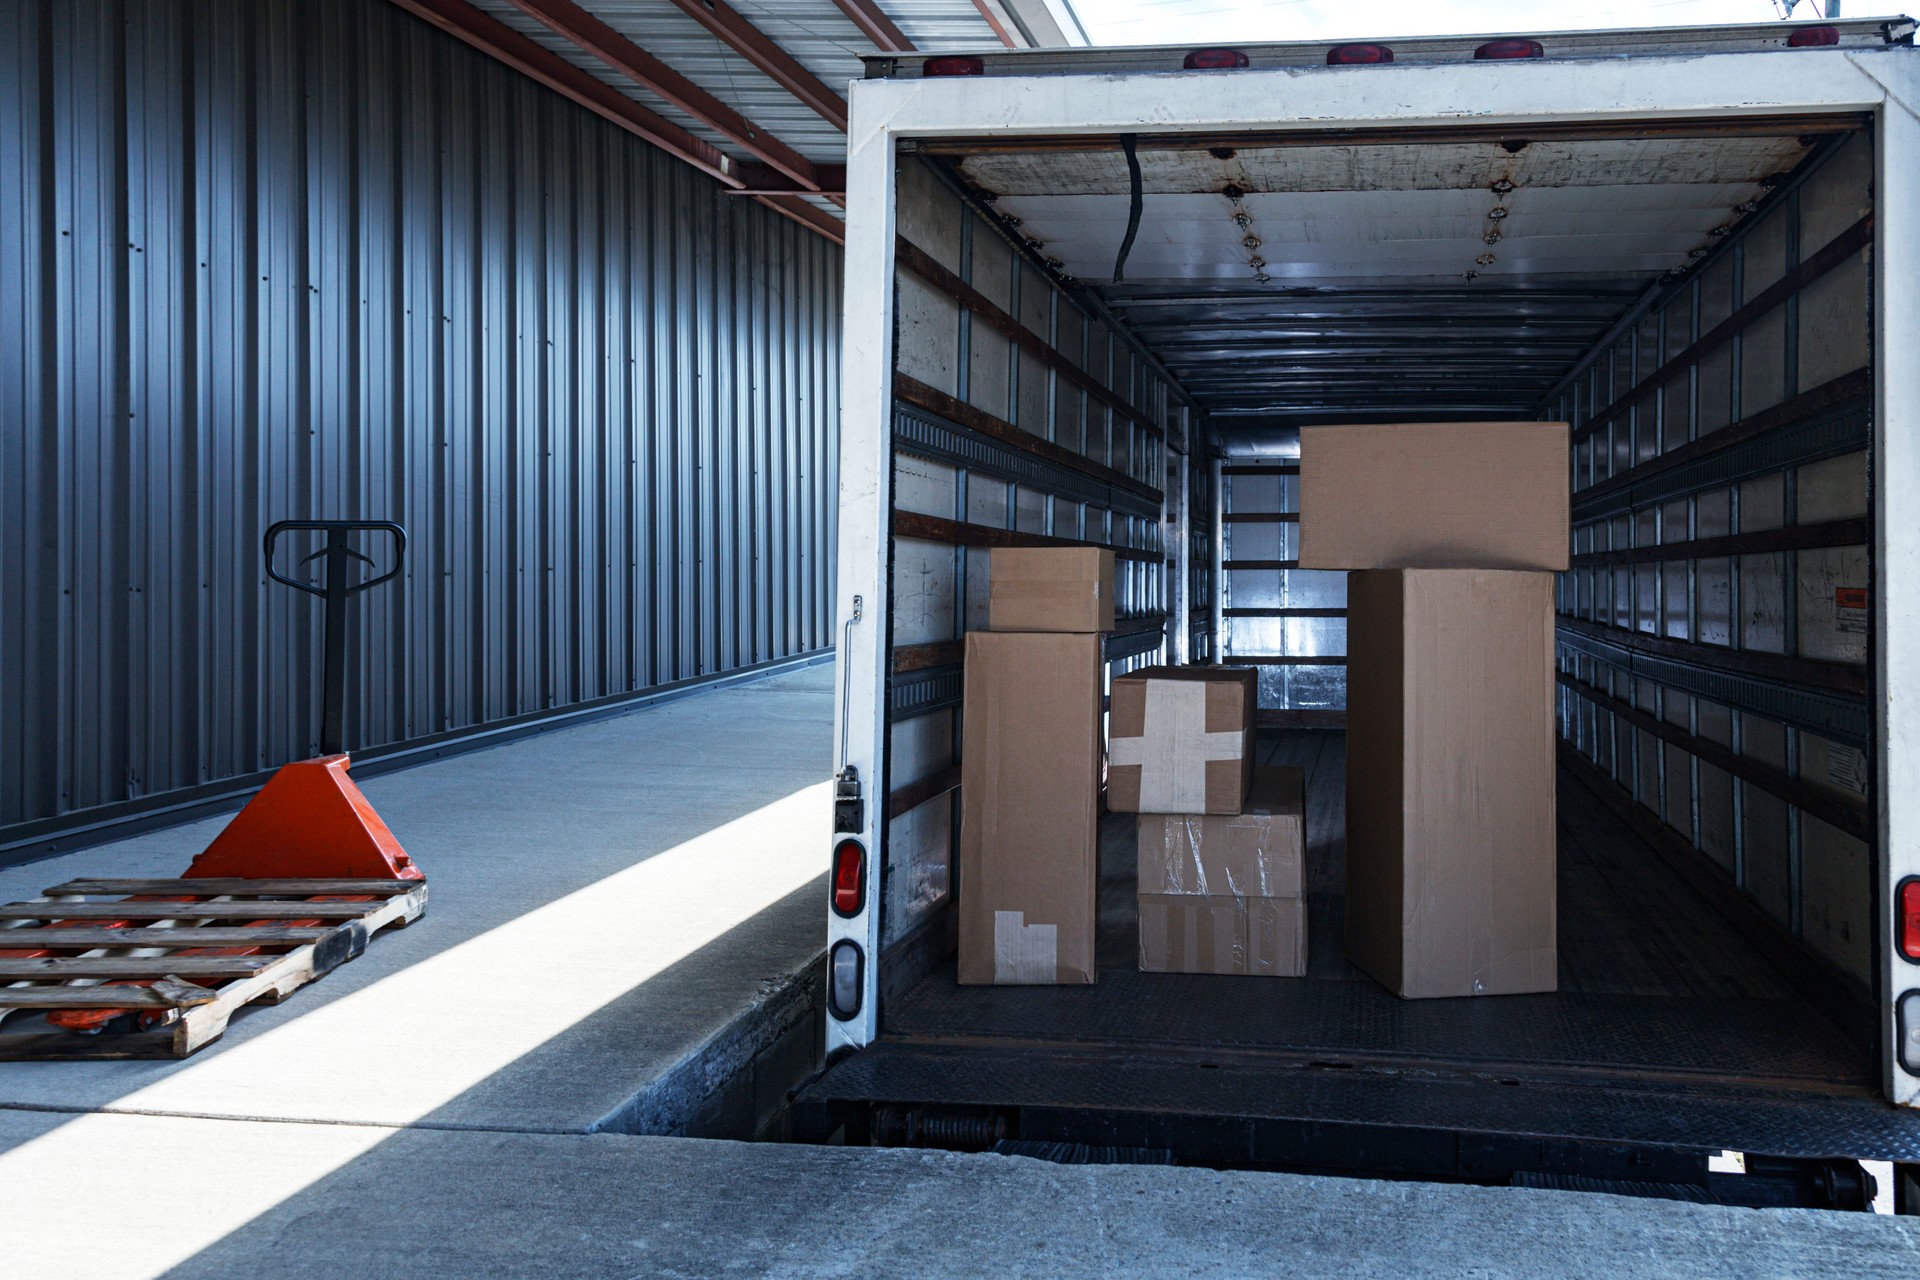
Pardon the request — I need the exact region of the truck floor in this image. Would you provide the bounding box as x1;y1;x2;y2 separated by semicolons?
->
804;731;1920;1163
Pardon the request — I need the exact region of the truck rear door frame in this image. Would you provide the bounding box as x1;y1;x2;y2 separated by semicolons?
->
826;36;1920;1108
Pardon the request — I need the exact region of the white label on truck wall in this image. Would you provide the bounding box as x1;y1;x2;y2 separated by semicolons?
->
1826;741;1869;796
1834;586;1869;635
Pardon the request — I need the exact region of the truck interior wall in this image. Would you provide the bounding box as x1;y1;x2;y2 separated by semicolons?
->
1544;131;1876;1015
881;157;1204;982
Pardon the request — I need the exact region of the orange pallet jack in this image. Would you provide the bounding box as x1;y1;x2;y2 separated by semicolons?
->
0;521;427;1059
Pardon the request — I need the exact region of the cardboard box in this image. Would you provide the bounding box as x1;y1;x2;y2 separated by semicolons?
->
1344;569;1558;998
1108;666;1257;814
988;546;1115;633
1138;894;1307;977
1298;422;1570;572
1137;765;1305;899
958;630;1103;984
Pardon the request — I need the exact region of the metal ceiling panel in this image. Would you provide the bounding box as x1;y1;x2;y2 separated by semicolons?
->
948;126;1829;433
957;136;1813;197
468;0;1009;170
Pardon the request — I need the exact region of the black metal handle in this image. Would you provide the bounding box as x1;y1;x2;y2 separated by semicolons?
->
264;520;406;597
263;520;408;756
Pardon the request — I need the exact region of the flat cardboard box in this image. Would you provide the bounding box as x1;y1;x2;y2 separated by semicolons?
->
1298;422;1570;572
958;630;1104;984
1138;894;1307;977
1108;665;1257;814
1344;569;1558;999
1137;765;1305;899
988;546;1115;633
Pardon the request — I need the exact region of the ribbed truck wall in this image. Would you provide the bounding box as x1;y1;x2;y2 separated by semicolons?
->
0;0;841;845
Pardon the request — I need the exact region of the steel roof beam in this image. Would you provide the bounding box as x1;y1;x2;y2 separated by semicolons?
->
506;0;831;196
389;0;840;241
391;0;735;184
665;0;852;132
727;162;848;197
830;0;916;54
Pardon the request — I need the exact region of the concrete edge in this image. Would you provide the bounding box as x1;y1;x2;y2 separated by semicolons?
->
589;946;828;1141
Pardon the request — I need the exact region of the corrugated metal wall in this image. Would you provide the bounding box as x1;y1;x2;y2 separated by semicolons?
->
0;0;841;842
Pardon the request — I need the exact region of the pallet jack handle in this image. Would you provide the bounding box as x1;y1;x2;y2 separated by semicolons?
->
264;520;407;756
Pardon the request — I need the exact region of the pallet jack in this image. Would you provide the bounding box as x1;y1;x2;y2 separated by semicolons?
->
0;521;428;1058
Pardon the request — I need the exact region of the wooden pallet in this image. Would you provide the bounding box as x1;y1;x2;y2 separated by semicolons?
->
0;877;428;1059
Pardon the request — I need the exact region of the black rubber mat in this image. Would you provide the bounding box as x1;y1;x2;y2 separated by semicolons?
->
803;1040;1920;1162
887;974;1864;1085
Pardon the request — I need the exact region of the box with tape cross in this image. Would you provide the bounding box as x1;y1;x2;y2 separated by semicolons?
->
1107;665;1257;815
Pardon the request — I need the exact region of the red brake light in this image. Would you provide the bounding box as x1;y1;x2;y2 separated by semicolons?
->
1327;44;1393;65
1184;48;1250;70
1788;26;1840;47
923;55;984;77
1900;877;1920;964
1475;38;1544;60
832;838;866;917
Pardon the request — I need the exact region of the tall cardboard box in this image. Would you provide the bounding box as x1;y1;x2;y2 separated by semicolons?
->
1344;569;1558;998
1299;422;1570;572
988;547;1115;632
1137;765;1309;977
1108;666;1257;814
958;631;1104;984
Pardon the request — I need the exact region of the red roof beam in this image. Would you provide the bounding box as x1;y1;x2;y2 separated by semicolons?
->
507;0;831;196
664;0;851;133
727;161;848;197
390;0;736;187
829;0;916;54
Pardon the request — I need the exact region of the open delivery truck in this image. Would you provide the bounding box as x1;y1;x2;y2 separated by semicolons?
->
795;18;1920;1209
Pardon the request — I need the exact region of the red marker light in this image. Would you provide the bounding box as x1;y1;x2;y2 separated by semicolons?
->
1788;26;1840;47
831;838;866;917
923;55;985;77
1184;49;1250;70
1327;44;1394;65
1475;38;1544;60
1900;877;1920;964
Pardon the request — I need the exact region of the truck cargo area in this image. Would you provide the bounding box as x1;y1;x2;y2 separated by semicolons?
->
796;733;1916;1198
808;29;1920;1209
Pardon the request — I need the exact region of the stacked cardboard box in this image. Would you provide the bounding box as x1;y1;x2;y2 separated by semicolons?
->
1300;421;1569;999
957;548;1114;985
1111;666;1306;977
1136;766;1308;977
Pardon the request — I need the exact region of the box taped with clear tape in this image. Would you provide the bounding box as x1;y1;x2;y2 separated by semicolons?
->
1136;765;1304;899
1137;894;1306;977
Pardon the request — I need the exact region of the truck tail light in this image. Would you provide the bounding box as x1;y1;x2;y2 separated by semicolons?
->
1788;26;1840;47
1327;44;1393;65
1900;990;1920;1075
1899;877;1920;963
1475;39;1544;60
829;940;864;1020
1184;49;1249;70
831;838;866;918
923;56;984;77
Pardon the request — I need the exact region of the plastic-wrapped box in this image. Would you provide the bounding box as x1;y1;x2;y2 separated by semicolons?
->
1135;766;1306;976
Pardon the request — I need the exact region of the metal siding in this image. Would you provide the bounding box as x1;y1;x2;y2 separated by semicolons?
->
0;0;841;843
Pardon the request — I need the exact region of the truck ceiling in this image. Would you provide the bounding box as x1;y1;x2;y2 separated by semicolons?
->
911;118;1864;431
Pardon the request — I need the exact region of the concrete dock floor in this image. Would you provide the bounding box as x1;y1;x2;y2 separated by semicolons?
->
4;1110;1917;1279
0;659;837;1135
2;658;1917;1277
